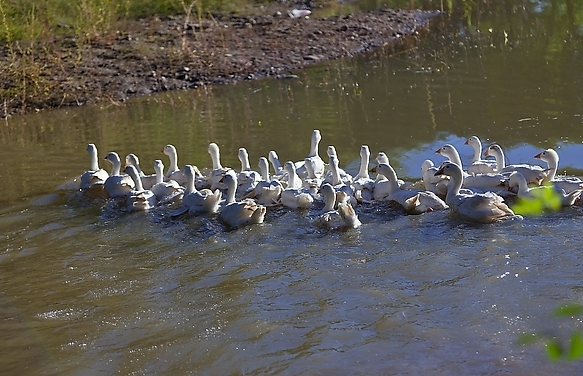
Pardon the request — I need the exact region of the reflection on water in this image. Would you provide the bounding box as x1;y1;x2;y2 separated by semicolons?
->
2;1;583;374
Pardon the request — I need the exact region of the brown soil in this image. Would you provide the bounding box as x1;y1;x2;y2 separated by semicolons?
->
0;3;437;117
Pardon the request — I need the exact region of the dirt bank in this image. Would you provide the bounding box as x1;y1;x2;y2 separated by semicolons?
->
0;4;438;117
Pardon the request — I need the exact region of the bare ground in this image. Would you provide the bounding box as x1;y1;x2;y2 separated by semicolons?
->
0;4;438;117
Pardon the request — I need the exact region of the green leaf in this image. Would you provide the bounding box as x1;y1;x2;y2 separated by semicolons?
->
553;304;583;317
568;333;583;361
546;339;563;361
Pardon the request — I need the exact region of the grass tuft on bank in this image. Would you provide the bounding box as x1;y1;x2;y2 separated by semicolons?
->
0;0;253;44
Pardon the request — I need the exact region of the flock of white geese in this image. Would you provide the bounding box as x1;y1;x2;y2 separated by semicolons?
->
78;130;583;228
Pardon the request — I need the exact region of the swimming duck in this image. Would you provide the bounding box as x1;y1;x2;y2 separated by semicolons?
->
437;144;508;190
352;145;376;203
80;143;109;189
434;161;521;223
207;142;235;191
533;148;583;194
376;163;448;214
243;157;283;206
150;159;184;203
104;151;135;198
421;159;449;198
162;144;189;185
176;165;223;214
280;161;314;209
317;183;361;229
124;165;157;211
295;129;325;179
508;170;581;207
484;144;546;185
465;136;497;174
219;172;266;228
324;146;353;185
125;153;157;190
237;147;262;198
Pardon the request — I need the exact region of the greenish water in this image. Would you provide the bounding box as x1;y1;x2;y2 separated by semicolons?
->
2;1;583;374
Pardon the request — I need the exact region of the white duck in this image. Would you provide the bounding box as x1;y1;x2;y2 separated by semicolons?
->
351;145;376;203
124;165;157;211
174;165;223;214
484;144;546;185
434;161;521;223
219;172;266;228
162;144;189;185
508;171;581;207
534;148;583;194
465;136;497;174
80;143;109;189
280;161;314;209
375;163;448;214
327;154;355;203
150;160;184;203
421;159;449;198
324;146;353;185
243;157;283;206
207;142;235;191
436;144;508;190
302;157;324;197
236;147;262;197
294;129;326;179
103;152;135;198
125;153;157;190
317;183;361;230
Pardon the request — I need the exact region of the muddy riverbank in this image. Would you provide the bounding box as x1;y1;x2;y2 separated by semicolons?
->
0;4;438;117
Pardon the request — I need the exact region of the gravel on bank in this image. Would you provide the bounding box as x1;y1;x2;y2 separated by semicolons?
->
0;5;438;117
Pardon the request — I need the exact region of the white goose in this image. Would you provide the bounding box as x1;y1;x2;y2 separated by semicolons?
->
534;148;583;194
434;161;521;223
125;153;157;190
219;172;266;228
465;136;497;174
436;144;508;190
421;159;449;198
80;143;109;189
207;142;235;191
302;157;324;197
508;171;581;207
352;145;376;203
175;165;223;214
243;157;283;207
327;154;355;203
280;161;314;209
104;152;135;198
150;160;183;203
124;165;157;211
484;144;546;185
376;163;448;214
237;147;262;198
317;183;361;229
294;129;325;179
324;146;353;185
162;144;189;185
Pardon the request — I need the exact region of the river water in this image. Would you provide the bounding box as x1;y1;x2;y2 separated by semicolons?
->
2;1;583;375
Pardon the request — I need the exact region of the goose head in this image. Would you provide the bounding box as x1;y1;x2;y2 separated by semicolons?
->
105;152;123;176
208;143;223;170
123;165;144;192
238;148;251;171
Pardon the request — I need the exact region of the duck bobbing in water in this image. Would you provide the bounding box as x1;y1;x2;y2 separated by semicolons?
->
219;172;266;228
434;161;522;223
103;151;135;198
80;143;109;190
